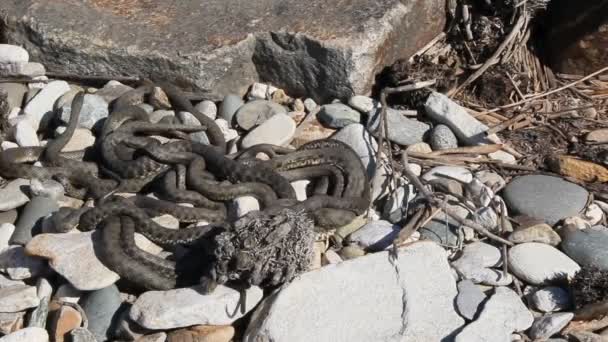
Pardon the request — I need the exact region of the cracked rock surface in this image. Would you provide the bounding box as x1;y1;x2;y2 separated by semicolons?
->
0;0;445;102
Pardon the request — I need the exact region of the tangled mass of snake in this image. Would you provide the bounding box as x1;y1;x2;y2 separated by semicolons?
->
0;78;370;292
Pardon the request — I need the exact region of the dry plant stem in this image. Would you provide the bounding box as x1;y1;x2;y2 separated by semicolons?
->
487;113;529;135
46;72;142;84
392;207;426;247
409;33;446;62
507;73;526;100
428;144;503;156
449;10;526;97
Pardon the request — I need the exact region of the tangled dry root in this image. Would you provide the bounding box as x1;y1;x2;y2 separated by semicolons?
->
203;208;315;291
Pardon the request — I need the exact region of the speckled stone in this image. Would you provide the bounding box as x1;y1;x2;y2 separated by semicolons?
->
561;227;608;271
430;124;458;150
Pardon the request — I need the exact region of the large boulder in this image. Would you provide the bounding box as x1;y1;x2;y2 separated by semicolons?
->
0;0;445;102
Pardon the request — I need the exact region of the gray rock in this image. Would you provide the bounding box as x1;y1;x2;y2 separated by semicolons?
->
346;220;400;251
508;243;580;285
136;332;167;342
218;94;244;124
29;179;64;199
502;175;589;225
95;80;133;103
1;1;446;103
560;227;608;271
14;120;39;147
0;179;32;211
0;62;45;77
59;94;109;130
0;311;26;335
422;166;473;183
530;286;572;313
331;124;378;177
0;327;49;342
476;170;506;191
347;95;376;113
509;224;562;246
0;210;18;225
419;201;469;247
0;285;39;312
195;100;217;120
382;184;416;223
80;284;122;342
469;207;499;232
317;103;361;128
241;113;295;148
0;246;45;280
456;280;487;320
452;242;512;286
0;224;15;252
149;110;174;123
0;83;27;109
367;107;430;145
70;328;98;342
406;142;433;154
11;196;59;245
25;231;120;290
235;100;287;130
248;82;278;100
303;98;317;112
424;92;490;145
0;45;29;63
529;313;573;340
489;150;516;164
215;118;238;142
27;277;52;328
137;103;154;114
430;124;458;150
55;127;96;152
244;241;464;342
130;285;264;330
23;80;70;130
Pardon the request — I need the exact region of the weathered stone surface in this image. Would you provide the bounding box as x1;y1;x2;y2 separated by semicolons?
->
0;327;49;342
1;0;445;102
244;241;464;342
508;243;581;285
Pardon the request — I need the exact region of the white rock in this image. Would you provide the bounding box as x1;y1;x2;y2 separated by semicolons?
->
424;92;490;145
508;243;580;285
134;233;164;256
0;45;29;63
0;327;49;342
408;163;422;177
529;313;573;340
346;220;400;251
215;118;238;141
0;246;45;280
59;94;109;130
0;63;45;78
59;128;95;152
291;180;309;201
130;285;263;330
595;201;608;215
1;141;18;150
54;283;82;304
422;166;473;183
151;215;179;230
194;100;218;119
0;274;24;288
0;285;39;312
489;150;516;164
530;287;571;313
455;287;533;342
241;113;296;148
332;123;378;177
29;179;64;199
348;95;376;113
233;196;260;218
584;203;604;226
23;80;70;130
248;83;277;100
25;232;120;290
0;224;15;253
14;120;39;147
303;98;317;112
452;242;512;286
244;241;464;342
322;249;343;265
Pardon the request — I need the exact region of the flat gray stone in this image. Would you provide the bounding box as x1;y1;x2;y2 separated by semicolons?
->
218;94;244;124
529;313;573;340
194;100;217;120
56;128;95;152
94;80;133;103
27;277;52;328
502;175;589;225
452;242;512;286
0;285;39;312
561;227;608;271
0;179;30;211
331;123;378;178
422;166;472;183
317;103;361;128
0;62;45;78
0;83;27;110
348;95;376;113
14;121;40;148
11;196;59;245
130;285;263;330
0;44;29;63
23;80;70;130
0;210;18;225
456;280;487;320
0;327;49;342
240;113;295;148
367;107;430;145
59;94;109;130
530;286;572;313
424;92;490;145
149;109;174;123
244;241;464;342
508;243;580;285
80;284;122;342
0;224;15;252
235;100;286;130
0;246;45;280
430;124;458;150
346;220;400;251
455;287;533;342
25;232;120;290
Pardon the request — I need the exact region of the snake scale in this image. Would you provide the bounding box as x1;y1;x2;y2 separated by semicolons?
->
0;79;370;291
